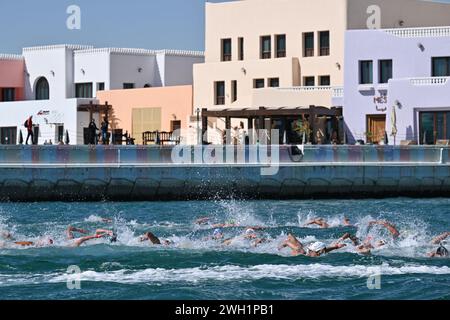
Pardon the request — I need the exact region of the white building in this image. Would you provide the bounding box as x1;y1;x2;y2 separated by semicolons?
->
342;27;450;145
0;45;204;145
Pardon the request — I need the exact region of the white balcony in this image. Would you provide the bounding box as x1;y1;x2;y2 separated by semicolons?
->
409;77;450;86
384;26;450;38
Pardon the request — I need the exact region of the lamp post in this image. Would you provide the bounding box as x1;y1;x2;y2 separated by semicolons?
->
196;107;201;145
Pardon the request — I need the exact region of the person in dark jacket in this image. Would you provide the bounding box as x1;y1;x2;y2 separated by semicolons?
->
25;116;34;145
88;119;99;145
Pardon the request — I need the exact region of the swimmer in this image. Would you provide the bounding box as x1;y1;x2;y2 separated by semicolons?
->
305;217;353;229
66;226;89;240
304;218;329;229
428;232;450;258
70;228;115;247
140;232;171;246
337;233;373;255
1;231;13;240
278;233;346;257
212;221;239;229
195;217;211;225
14;237;54;248
223;228;268;247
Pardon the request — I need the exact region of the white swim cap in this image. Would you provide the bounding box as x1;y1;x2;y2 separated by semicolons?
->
245;228;256;235
307;242;326;253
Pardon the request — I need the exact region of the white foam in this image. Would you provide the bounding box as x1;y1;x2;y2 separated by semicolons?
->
46;263;450;285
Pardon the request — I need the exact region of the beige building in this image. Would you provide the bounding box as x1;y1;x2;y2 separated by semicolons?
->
194;0;450;112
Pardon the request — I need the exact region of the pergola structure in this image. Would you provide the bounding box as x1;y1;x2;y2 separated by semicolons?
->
78;101;113;123
201;105;343;145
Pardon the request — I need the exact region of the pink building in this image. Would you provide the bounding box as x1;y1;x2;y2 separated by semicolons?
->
97;85;194;145
0;54;24;102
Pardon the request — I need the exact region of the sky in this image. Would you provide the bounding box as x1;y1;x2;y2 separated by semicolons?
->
0;0;449;54
0;0;235;54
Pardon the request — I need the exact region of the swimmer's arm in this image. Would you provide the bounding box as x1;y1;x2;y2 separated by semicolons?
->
369;221;400;238
73;234;105;247
95;229;113;236
431;232;450;244
324;243;346;253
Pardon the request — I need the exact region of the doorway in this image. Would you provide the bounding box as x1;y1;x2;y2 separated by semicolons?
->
366;114;386;144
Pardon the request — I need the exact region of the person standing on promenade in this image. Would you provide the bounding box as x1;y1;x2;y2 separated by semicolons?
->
24;116;34;145
88;119;99;145
100;117;109;145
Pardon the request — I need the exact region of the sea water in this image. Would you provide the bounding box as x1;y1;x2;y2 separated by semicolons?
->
0;199;449;300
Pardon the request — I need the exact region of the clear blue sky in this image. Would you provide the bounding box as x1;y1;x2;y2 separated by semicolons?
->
0;0;448;54
0;0;234;54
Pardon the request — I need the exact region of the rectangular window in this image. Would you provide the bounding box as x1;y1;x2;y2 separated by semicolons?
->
215;81;225;105
269;78;280;87
1;88;15;102
432;57;450;77
75;83;93;98
303;32;314;57
97;83;105;91
304;77;315;86
319;31;330;56
419;111;450;144
319;76;330;86
123;83;135;89
379;60;393;84
254;79;265;89
0;127;17;145
276;34;286;58
231;80;237;102
359;61;373;84
261;36;271;59
221;38;232;61
238;37;244;61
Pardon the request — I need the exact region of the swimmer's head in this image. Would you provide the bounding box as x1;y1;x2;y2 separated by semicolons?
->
436;245;449;257
245;228;256;236
307;242;326;253
213;229;223;238
110;234;118;243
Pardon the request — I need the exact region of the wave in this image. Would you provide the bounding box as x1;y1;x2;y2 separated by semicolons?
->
45;263;450;285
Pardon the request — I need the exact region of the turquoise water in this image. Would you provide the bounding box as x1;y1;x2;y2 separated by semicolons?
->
0;199;449;300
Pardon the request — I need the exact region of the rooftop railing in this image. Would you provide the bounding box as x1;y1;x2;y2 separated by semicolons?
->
410;77;450;86
383;26;450;38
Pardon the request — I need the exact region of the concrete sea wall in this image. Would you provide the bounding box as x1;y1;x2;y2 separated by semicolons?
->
0;145;449;201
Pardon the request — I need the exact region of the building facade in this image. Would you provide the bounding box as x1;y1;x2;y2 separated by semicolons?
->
0;45;203;145
193;0;450;144
343;26;450;145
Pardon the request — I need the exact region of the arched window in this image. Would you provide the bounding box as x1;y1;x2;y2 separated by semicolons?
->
35;77;49;100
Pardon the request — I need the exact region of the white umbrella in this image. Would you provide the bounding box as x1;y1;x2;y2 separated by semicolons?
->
391;106;398;145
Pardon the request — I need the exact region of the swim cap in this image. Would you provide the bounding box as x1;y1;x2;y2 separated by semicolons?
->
437;246;449;257
307;242;326;253
213;229;223;236
245;228;256;235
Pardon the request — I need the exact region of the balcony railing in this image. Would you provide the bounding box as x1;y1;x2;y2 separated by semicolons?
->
384;26;450;38
320;47;330;56
304;48;314;57
215;96;225;105
410;77;450;86
276;50;286;58
261;51;271;59
222;54;232;62
276;86;332;92
332;87;344;97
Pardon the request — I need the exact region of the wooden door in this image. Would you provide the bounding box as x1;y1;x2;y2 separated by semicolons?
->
366;115;386;144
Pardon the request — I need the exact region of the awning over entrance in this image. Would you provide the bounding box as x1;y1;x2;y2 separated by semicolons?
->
201;105;343;145
78;101;113;122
